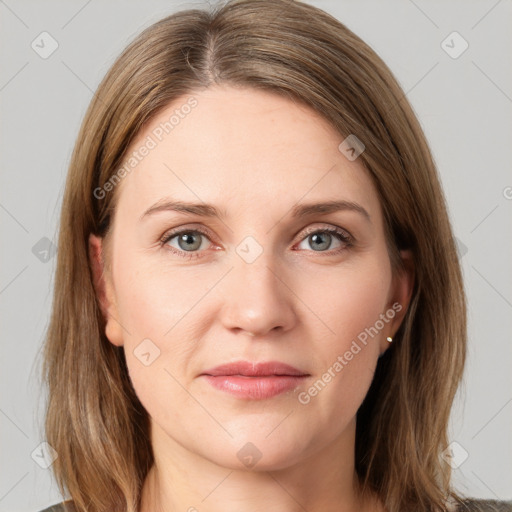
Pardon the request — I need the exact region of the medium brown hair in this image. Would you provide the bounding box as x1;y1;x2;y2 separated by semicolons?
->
41;1;467;511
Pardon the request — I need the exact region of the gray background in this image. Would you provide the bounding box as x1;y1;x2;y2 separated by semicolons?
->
1;1;511;510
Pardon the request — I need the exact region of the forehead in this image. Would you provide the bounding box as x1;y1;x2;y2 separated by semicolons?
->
113;85;380;222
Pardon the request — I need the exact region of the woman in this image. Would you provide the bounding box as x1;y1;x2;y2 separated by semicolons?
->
38;0;511;511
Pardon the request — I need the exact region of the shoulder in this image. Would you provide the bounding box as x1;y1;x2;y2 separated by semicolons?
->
37;500;76;512
456;498;512;511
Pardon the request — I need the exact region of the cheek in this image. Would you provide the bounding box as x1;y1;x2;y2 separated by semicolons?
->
297;256;391;348
112;257;204;423
113;248;211;342
295;257;390;407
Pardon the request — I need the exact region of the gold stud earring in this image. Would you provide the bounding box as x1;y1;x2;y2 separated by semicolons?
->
386;336;393;343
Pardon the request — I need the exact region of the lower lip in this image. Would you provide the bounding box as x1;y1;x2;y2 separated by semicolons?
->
202;375;309;400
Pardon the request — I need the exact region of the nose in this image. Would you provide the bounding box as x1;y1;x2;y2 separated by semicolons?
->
218;252;297;338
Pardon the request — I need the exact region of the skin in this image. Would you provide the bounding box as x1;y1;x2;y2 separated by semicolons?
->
89;85;414;512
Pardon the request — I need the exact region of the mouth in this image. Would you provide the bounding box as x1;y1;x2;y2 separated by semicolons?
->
199;360;310;400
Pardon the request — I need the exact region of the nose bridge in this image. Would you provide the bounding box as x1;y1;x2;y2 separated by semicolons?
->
218;237;295;336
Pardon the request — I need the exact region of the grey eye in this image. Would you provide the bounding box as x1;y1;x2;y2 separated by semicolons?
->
297;231;344;252
167;231;208;252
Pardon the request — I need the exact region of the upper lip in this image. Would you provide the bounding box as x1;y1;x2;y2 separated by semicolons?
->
201;361;309;377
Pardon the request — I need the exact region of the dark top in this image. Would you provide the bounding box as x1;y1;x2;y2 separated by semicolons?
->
457;501;512;512
37;498;512;512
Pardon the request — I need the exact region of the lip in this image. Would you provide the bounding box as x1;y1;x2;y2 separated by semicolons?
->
200;361;310;400
201;361;308;377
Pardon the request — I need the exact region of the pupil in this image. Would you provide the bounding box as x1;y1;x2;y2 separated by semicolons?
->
179;233;200;251
311;232;330;251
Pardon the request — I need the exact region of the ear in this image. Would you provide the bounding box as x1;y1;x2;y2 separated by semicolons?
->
380;249;415;355
88;233;124;347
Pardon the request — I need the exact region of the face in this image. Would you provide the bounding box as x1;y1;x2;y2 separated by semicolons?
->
90;85;412;471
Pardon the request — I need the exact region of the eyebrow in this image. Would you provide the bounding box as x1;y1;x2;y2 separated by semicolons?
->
139;198;371;223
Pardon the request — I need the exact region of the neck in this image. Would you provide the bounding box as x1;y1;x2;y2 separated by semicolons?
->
139;418;383;512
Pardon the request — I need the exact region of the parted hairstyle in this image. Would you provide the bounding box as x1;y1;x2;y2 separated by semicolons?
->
40;1;468;511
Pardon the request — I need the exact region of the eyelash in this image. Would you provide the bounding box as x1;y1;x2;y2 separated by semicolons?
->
159;225;354;260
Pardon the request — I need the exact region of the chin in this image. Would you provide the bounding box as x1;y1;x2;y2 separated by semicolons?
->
201;433;309;472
